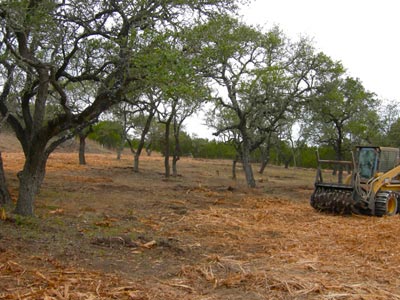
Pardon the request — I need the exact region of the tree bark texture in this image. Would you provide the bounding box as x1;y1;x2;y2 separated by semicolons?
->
172;122;181;177
284;159;290;169
0;151;11;206
79;135;87;165
134;113;154;173
164;121;171;178
241;142;256;188
172;156;179;177
14;144;48;216
259;159;268;174
231;159;237;180
145;144;152;156
116;129;127;161
259;133;273;174
335;131;344;184
116;148;122;160
0;113;11;206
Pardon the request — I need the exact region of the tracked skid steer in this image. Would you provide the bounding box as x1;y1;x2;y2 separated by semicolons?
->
310;146;400;216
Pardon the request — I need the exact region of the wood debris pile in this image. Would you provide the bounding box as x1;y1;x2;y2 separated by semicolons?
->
160;196;400;299
0;254;147;300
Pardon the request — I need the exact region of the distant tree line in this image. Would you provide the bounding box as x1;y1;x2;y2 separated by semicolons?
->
88;118;400;172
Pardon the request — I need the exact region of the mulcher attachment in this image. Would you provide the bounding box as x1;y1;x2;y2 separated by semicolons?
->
310;184;355;215
311;147;400;217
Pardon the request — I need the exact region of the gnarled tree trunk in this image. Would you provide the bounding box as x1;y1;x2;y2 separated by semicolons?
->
0;113;11;206
134;112;154;173
161;111;174;179
259;158;269;175
172;119;182;177
241;141;256;188
14;144;48;216
232;157;238;180
258;132;273;174
164;121;171;178
172;155;179;177
0;151;11;206
79;134;87;165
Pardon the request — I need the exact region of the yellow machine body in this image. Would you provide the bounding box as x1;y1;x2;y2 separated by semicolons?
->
310;146;400;216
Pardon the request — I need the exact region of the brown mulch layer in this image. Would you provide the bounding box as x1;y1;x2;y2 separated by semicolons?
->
0;253;146;299
2;151;400;299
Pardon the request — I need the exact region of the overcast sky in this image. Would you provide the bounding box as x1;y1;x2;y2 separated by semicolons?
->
188;0;400;138
240;0;400;101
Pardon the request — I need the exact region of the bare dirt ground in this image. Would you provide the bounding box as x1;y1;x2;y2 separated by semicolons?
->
1;135;400;299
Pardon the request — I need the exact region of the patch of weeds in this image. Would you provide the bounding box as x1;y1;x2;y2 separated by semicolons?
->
3;215;50;242
81;206;96;212
124;209;138;221
36;203;61;211
14;215;40;229
91;225;138;240
38;189;68;201
51;216;66;226
263;185;273;194
93;225;122;237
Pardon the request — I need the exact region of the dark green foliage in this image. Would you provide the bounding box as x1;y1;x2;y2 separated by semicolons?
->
191;139;236;159
88;121;125;150
308;75;379;161
386;118;400;147
127;128;237;160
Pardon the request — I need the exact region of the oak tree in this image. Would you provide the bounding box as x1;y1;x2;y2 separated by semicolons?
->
308;75;379;182
0;0;238;215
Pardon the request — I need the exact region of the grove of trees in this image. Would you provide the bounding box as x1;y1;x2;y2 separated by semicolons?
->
0;0;398;216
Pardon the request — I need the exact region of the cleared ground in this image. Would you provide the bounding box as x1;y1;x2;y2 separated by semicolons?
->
1;136;400;299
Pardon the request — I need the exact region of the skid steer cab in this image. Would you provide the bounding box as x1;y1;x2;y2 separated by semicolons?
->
310;146;400;216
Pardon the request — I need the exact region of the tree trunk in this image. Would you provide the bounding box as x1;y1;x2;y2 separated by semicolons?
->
232;159;237;180
335;133;344;184
134;113;154;173
78;125;93;165
164;120;172;178
116;148;122;160
242;143;256;188
172;120;182;177
259;159;268;174
14;149;48;216
290;147;297;168
79;135;86;165
337;163;343;183
133;152;140;173
172;156;179;176
288;136;297;168
116;130;127;160
145;144;152;156
0;151;11;206
284;159;290;169
0;114;11;206
172;141;180;177
258;133;272;175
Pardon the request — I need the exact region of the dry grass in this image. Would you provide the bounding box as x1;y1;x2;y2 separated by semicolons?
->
0;256;146;300
173;201;400;299
1;147;400;299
